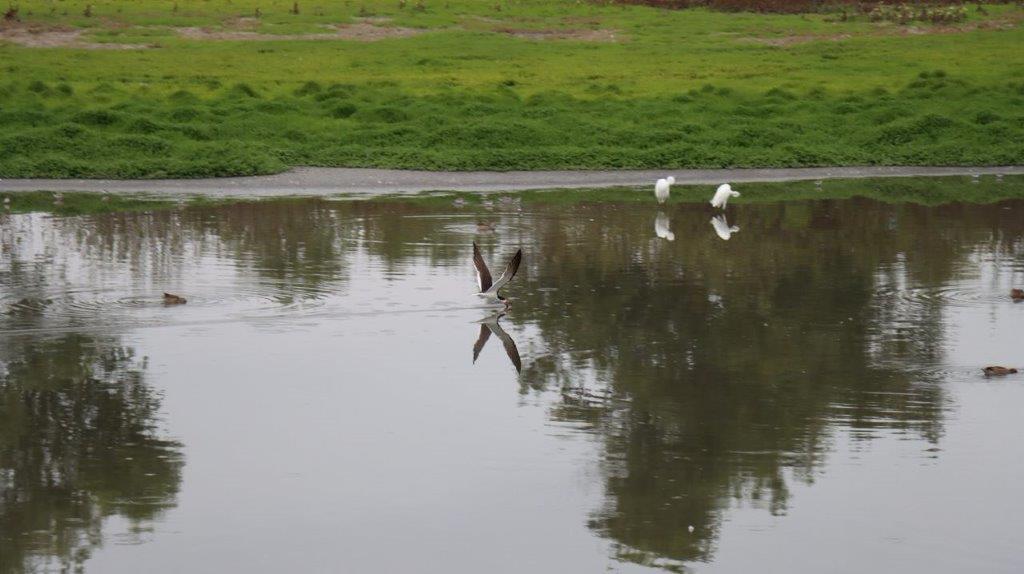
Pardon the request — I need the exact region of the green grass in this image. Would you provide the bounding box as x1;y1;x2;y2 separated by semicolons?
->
1;1;1023;177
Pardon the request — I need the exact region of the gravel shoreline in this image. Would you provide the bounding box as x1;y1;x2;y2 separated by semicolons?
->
2;166;1022;197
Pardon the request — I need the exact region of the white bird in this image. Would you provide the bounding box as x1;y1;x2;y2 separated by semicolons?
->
473;242;522;308
654;212;675;241
654;176;675;204
710;214;740;240
710;183;739;209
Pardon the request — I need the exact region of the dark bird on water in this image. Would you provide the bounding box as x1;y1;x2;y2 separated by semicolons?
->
1011;288;1024;301
983;366;1018;377
473;242;522;309
163;293;187;305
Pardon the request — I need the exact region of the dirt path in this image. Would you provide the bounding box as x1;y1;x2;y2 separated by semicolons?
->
1;166;1022;198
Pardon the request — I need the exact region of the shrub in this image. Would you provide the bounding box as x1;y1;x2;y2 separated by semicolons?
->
27;80;51;95
357;106;410;123
111;135;171;154
72;110;121;126
169;107;200;121
169;89;199;103
229;83;259;98
331;103;358;118
128;117;162;134
294;81;322;96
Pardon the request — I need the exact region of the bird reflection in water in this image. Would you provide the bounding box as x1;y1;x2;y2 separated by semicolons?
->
472;311;522;373
710;214;740;241
654;211;675;241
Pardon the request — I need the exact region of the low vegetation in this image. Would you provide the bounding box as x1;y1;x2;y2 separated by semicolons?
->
387;175;1024;206
4;175;1022;215
0;1;1022;177
0;191;177;214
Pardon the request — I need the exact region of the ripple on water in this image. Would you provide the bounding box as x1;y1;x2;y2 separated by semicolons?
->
873;283;1002;310
0;280;339;333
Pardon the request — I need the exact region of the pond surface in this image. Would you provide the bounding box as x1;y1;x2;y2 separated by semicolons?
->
1;192;1023;573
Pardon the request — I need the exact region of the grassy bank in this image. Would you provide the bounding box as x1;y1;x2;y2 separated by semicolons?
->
4;175;1023;214
1;1;1023;177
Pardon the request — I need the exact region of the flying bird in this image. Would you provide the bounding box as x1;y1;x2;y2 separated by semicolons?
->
473;242;522;308
654;212;675;241
710;183;740;209
710;214;740;240
654;176;675;204
472;311;522;373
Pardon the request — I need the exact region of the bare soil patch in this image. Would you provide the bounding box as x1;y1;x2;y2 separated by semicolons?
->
176;22;423;41
222;16;262;31
743;33;852;46
495;27;622;42
744;15;1022;46
0;24;149;49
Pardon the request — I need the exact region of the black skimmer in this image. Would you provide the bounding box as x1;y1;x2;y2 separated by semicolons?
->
473;242;522;308
473;311;522;373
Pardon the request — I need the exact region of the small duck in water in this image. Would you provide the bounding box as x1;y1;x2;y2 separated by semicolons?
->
983;366;1018;377
1011;288;1024;301
163;293;187;305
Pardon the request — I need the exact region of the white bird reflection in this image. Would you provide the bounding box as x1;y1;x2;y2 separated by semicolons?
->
710;214;740;241
654;211;675;241
472;311;522;373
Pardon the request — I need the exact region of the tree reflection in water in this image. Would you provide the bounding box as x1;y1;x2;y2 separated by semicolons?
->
501;198;1021;570
0;336;182;574
0;195;1020;572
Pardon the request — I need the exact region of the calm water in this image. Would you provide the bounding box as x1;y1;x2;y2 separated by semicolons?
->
1;194;1023;573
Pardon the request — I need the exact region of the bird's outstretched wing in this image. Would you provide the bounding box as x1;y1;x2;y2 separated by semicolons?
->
472;323;492;363
485;249;522;295
473;242;493;293
488;320;522;373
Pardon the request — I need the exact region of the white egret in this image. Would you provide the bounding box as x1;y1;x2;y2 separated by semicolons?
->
654;176;675;204
710;214;740;241
654;212;675;241
710;183;739;209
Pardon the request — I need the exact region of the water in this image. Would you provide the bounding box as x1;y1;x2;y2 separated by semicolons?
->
1;194;1023;573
